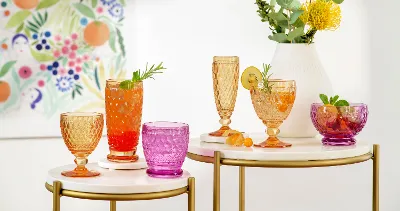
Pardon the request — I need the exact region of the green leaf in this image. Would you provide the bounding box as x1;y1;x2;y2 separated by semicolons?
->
109;31;117;53
289;0;301;9
116;28;126;57
24;27;31;40
268;12;287;21
289;10;303;24
292;18;305;27
91;0;98;8
319;94;329;104
5;10;32;29
36;0;60;10
287;27;304;41
72;3;96;19
16;23;24;33
334;100;349;106
276;0;294;8
332;0;344;4
30;48;55;62
27;21;39;30
119;80;135;89
331;95;339;104
268;33;288;42
44;11;48;22
38;12;44;25
0;61;17;78
72;90;75;99
26;25;38;34
94;67;101;90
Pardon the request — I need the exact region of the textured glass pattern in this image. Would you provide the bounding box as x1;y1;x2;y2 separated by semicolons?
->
105;79;143;162
311;103;368;146
209;56;239;136
60;112;104;177
142;121;189;178
250;80;296;148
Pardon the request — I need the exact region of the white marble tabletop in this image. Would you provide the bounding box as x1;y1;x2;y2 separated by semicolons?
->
188;133;372;161
46;163;190;194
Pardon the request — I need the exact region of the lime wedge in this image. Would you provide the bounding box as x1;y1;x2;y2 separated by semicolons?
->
241;66;262;90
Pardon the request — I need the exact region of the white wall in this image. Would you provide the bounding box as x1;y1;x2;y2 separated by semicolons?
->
1;0;399;210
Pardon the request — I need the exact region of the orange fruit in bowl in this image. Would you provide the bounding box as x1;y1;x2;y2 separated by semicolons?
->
316;104;338;125
13;0;39;9
226;133;245;146
84;21;110;47
0;81;11;103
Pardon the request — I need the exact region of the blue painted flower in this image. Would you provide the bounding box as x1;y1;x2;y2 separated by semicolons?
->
101;0;116;6
68;69;74;75
73;74;80;80
44;31;51;38
1;1;7;7
53;61;59;68
32;34;38;40
108;3;123;18
80;17;88;26
56;76;74;92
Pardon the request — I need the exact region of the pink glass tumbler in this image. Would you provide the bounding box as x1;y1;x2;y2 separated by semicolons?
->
142;121;189;178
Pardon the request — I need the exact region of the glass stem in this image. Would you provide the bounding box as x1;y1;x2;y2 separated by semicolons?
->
219;118;231;127
264;121;283;142
74;155;88;171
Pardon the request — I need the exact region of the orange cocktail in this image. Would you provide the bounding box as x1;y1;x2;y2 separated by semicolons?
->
105;79;143;162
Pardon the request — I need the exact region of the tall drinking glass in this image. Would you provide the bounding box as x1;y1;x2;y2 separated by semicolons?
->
105;79;143;162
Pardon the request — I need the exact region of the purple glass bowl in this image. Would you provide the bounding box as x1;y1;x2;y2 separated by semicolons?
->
142;121;189;178
310;103;368;146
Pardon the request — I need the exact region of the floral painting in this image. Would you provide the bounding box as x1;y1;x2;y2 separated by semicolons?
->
0;0;129;138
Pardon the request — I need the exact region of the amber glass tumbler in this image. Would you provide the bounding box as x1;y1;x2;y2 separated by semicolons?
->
60;112;104;177
105;79;143;162
209;56;239;136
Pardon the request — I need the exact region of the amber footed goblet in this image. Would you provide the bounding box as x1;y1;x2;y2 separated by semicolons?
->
209;56;239;136
250;80;296;148
60;112;104;177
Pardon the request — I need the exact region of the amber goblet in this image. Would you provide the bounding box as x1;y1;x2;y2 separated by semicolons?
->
250;80;296;148
60;112;104;177
209;56;239;136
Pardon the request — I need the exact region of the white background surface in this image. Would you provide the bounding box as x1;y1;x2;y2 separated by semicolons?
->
1;0;399;211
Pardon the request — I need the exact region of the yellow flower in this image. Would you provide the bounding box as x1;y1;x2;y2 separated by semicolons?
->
300;0;342;31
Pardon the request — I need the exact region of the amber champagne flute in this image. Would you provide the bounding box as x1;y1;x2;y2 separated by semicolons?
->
60;112;104;177
209;56;239;136
251;80;296;148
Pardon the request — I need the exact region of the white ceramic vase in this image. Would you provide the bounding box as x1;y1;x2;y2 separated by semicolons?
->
269;43;333;138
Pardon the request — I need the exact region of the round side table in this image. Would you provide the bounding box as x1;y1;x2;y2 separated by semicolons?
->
187;135;378;211
45;163;195;211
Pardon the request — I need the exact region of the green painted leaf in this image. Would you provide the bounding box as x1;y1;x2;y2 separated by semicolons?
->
268;12;287;21
120;0;126;6
26;25;38;34
332;0;344;4
38;12;44;25
16;23;24;33
109;31;117;53
36;0;60;10
289;10;303;24
94;67;101;90
0;61;17;78
24;27;31;40
92;0;98;8
268;33;288;43
44;11;48;22
277;0;294;8
27;21;39;30
30;48;55;62
116;28;125;57
287;27;304;41
72;3;96;19
319;94;329;104
5;10;32;29
32;14;41;27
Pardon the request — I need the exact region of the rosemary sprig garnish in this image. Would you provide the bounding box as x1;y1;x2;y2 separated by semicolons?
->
260;63;273;93
119;62;167;89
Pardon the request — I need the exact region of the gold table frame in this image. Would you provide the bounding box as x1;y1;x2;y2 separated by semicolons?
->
45;177;195;211
187;144;379;211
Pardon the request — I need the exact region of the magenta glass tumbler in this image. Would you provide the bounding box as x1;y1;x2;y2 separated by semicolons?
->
142;121;189;178
310;103;368;146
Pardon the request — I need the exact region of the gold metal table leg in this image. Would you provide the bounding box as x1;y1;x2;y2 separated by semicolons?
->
52;181;61;211
373;144;380;211
239;166;245;211
214;151;221;211
110;201;116;211
188;177;195;211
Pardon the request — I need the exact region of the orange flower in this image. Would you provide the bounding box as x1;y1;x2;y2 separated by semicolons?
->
4;10;10;17
1;43;8;50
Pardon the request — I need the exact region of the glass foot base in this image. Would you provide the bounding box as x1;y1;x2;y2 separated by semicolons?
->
146;169;183;178
322;137;356;146
254;137;292;148
61;169;100;177
107;154;139;163
208;126;231;137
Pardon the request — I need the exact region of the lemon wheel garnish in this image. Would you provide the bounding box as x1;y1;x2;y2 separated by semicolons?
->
241;66;263;90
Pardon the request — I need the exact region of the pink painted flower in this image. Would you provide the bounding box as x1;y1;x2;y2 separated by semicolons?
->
18;66;32;79
64;39;71;45
76;57;82;64
96;7;104;13
53;50;61;58
71;44;78;51
40;64;47;71
68;61;75;67
71;33;78;40
62;46;69;54
54;35;62;42
76;66;82;73
38;80;45;87
69;52;76;59
83;54;90;61
59;67;67;75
